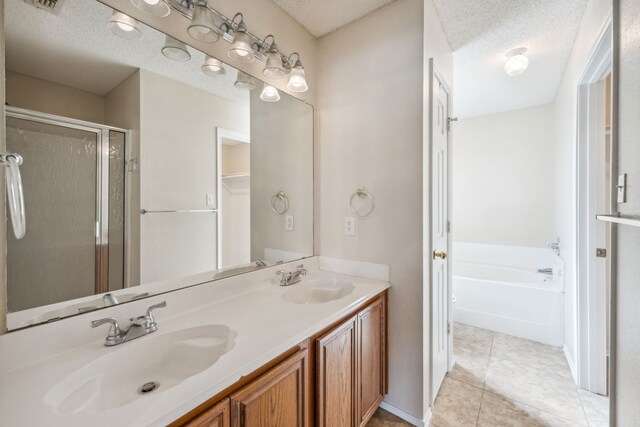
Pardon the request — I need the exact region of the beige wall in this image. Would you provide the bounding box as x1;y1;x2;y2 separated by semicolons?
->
250;90;313;262
105;71;142;286
139;70;249;283
452;104;557;247
6;70;106;123
1;0;7;333
221;143;250;176
615;0;640;423
318;0;435;418
552;0;612;369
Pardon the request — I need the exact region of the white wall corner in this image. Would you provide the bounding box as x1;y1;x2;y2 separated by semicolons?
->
379;401;426;427
318;256;390;282
563;344;578;383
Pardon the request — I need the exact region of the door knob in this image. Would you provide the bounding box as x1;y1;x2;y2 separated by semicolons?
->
433;251;447;260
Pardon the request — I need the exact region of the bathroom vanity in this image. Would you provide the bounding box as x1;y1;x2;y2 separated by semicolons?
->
0;259;389;426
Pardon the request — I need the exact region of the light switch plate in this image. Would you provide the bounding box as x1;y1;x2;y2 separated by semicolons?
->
617;174;627;203
206;194;215;206
285;215;294;231
344;217;355;236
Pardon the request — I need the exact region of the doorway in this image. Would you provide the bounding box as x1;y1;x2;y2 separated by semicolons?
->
576;19;613;396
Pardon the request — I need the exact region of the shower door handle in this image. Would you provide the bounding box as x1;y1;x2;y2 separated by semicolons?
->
433;250;447;260
1;153;26;239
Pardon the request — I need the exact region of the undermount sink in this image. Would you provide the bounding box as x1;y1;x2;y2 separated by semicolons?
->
45;325;236;414
282;278;355;304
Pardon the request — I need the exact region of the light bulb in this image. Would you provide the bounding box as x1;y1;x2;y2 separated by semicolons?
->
107;11;143;41
144;0;160;5
202;56;226;78
228;31;254;63
287;60;308;92
130;0;170;18
260;84;280;102
504;48;529;77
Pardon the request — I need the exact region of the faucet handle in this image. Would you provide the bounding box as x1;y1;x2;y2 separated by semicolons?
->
144;301;167;328
91;317;122;342
296;264;308;275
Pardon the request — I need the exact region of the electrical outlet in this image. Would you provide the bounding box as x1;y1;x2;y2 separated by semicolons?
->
285;215;294;231
345;217;355;236
206;194;215;206
617;174;627;203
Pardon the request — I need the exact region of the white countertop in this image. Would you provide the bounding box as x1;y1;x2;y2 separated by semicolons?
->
0;258;389;426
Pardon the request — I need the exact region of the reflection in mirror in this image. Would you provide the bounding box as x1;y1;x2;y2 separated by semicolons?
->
4;0;313;330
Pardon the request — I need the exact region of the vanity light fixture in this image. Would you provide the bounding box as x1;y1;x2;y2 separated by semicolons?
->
201;55;226;77
162;35;191;62
130;0;170;18
261;35;286;79
285;53;308;92
228;13;254;63
234;71;256;90
260;83;280;102
187;2;220;43
504;47;529;77
107;11;143;41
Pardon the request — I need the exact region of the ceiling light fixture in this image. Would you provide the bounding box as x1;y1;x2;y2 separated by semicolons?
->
260;84;281;102
107;11;143;41
504;48;529;77
234;71;256;90
285;53;308;92
261;35;286;79
130;0;170;18
202;55;226;78
161;35;191;62
228;13;254;63
187;3;220;43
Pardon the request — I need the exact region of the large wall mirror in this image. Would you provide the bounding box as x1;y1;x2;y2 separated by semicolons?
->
4;0;313;330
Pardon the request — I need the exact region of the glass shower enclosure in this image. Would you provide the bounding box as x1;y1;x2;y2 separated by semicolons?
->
5;107;129;312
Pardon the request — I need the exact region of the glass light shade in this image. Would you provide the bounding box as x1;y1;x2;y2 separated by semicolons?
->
234;71;256;90
187;5;220;43
107;11;143;41
262;51;286;79
228;31;254;63
260;84;280;102
129;0;170;18
504;50;529;76
287;64;308;92
162;36;191;62
202;56;226;78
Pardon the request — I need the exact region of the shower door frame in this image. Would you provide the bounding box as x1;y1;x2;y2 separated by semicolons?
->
5;106;131;295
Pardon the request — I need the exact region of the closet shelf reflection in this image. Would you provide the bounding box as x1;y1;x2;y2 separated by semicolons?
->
141;209;219;214
596;214;640;227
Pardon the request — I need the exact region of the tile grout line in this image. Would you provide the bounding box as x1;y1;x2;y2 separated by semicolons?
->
576;386;594;426
474;388;485;426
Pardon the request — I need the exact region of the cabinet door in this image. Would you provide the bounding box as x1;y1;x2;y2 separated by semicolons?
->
186;398;230;427
357;298;385;426
230;349;308;427
316;316;357;427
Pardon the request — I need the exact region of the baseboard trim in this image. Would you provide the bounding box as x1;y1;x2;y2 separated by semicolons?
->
563;344;578;382
379;401;426;427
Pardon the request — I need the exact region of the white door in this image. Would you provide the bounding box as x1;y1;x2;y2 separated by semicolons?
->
430;60;450;402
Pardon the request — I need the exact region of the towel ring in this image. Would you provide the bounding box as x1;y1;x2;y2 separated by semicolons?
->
271;191;289;214
350;187;375;217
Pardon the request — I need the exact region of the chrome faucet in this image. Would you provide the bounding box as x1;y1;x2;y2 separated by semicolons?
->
91;301;167;347
276;264;308;286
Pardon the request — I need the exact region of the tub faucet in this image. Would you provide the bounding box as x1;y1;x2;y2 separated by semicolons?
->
276;265;308;286
546;239;560;256
91;301;167;347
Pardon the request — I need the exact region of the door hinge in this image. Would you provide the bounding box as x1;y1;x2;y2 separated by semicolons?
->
596;248;607;258
447;221;451;233
447;322;451;334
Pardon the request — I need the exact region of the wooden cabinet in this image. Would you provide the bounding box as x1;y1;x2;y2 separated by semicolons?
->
230;349;309;427
316;297;386;427
357;298;385;426
185;398;230;427
172;293;387;427
316;316;357;426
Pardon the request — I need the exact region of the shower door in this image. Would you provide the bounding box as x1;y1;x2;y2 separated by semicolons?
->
6;108;128;312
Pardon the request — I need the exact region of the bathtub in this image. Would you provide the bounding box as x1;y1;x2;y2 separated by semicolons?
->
452;243;563;346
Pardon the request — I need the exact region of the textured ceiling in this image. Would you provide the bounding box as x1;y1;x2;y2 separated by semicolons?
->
5;0;248;107
271;0;396;37
433;0;589;118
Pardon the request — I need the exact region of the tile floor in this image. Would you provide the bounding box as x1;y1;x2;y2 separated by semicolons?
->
429;322;609;427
